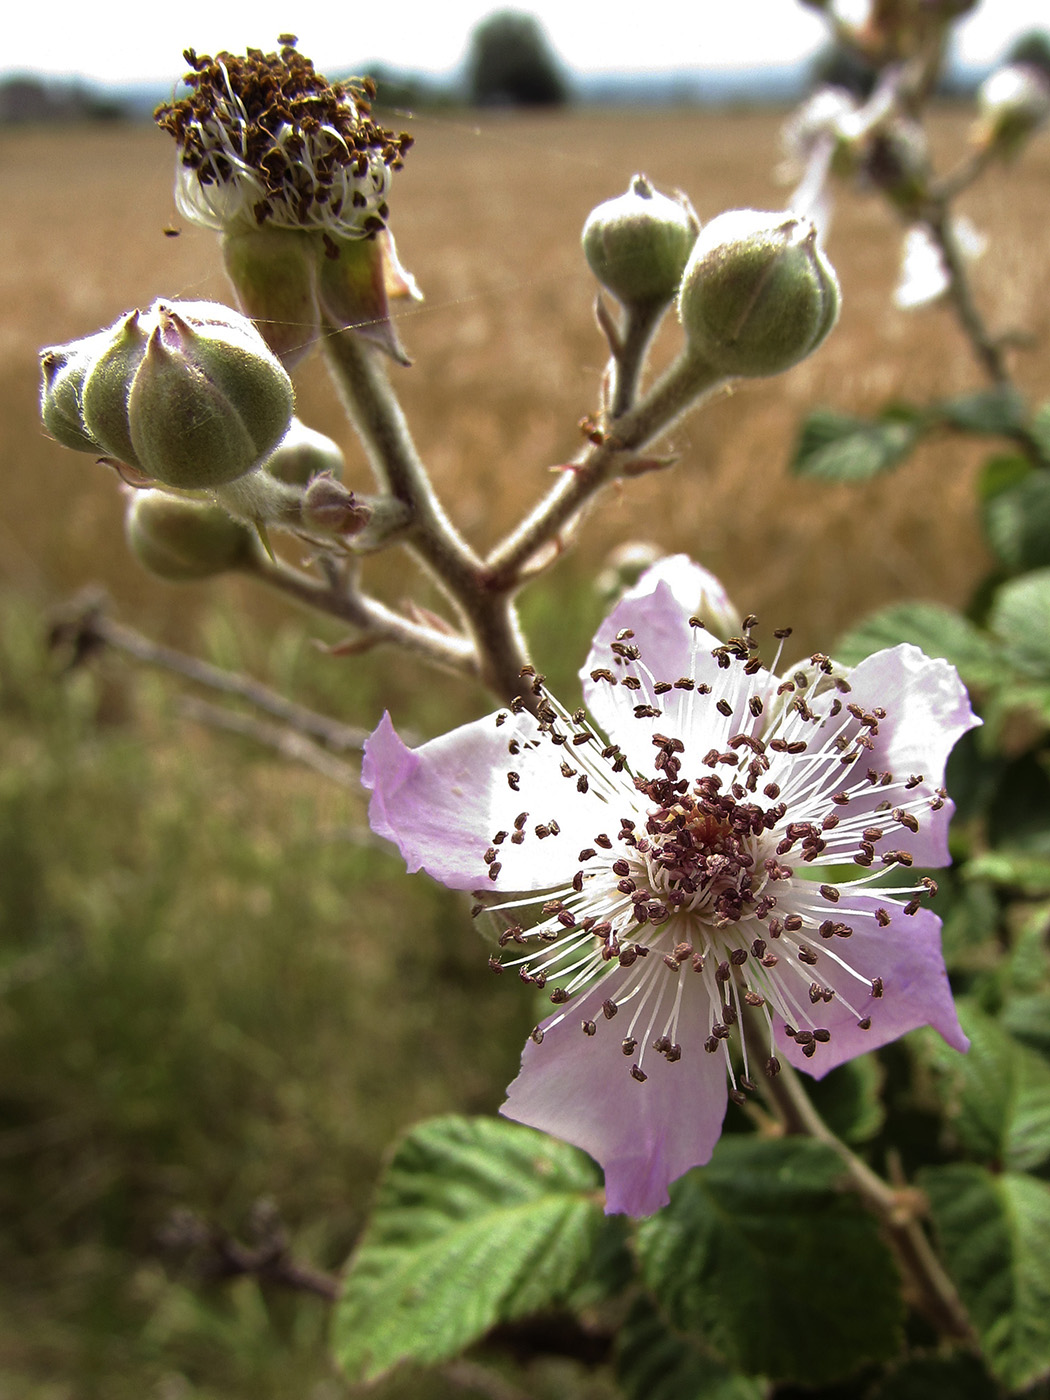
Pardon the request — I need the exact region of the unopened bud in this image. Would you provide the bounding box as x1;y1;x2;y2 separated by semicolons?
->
222;227;321;368
300;476;372;537
582;175;698;308
863;119;928;214
677;210;839;377
72;300;293;489
264;418;346;486
125;489;257;580
975;63;1050;158
39;331;111;452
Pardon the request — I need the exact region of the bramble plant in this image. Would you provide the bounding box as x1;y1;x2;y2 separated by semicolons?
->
35;9;1050;1398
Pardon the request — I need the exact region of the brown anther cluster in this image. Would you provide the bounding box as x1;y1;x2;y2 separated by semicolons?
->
155;38;413;232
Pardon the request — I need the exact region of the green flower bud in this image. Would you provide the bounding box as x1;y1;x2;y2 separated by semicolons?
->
677;209;839;378
80;311;151;466
582;174;698;307
975;63;1050;159
75;299;294;489
125;489;257;580
39;330;111;453
222;226;321;368
264;417;345;486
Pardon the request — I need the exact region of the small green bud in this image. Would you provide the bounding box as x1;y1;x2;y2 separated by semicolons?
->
74;299;294;489
264;418;345;486
975;63;1050;158
39;331;111;452
222;226;321;368
582;174;698;307
81;311;151;466
125;489;257;580
677;209;839;378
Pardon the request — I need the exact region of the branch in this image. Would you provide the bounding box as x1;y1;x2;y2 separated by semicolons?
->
50;592;377;752
177;695;366;788
743;1015;974;1343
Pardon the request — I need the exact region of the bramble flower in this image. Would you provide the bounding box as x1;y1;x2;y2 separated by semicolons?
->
363;558;976;1215
155;38;412;240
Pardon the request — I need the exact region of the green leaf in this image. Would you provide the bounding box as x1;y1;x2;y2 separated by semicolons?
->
806;1052;885;1145
936;386;1027;437
636;1137;903;1384
968;850;1050;895
834;601;1001;685
923;1002;1050;1171
937;876;999;971
921;1164;1050;1391
989;569;1050;677
987;754;1050;854
977;452;1033;502
331;1115;603;1383
616;1296;764;1400
865;1351;998;1400
1003;994;1050;1057
983;471;1050;571
790;407;924;483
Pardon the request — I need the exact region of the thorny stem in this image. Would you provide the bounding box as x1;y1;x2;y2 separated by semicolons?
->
486;350;725;588
744;1015;974;1344
50;595;373;751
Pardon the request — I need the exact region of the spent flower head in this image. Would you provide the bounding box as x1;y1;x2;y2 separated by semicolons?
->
155;37;412;239
364;558;976;1215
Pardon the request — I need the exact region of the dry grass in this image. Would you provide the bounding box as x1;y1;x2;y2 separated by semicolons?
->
4;107;1050;671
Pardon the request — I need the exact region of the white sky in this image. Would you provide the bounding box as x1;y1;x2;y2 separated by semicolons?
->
6;0;1047;85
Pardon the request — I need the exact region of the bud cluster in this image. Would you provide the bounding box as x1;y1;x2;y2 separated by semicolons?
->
40;300;294;489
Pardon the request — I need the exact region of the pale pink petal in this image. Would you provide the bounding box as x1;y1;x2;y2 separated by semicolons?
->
362;710;603;892
582;559;744;773
842;645;980;866
501;972;728;1215
774;897;967;1078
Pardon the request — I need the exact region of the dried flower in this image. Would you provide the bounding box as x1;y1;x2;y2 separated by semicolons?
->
155;38;412;240
363;558;976;1215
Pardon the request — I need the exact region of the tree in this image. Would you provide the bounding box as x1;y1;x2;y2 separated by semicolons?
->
466;11;569;108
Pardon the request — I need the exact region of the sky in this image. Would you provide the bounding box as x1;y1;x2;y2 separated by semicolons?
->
5;0;1047;86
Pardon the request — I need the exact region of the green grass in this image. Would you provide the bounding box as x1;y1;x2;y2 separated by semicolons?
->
1;589;606;1397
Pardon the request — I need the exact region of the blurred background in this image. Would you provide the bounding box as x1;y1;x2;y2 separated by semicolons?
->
2;2;1050;1396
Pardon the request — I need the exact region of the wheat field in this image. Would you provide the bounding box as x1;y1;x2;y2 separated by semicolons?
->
5;107;1050;665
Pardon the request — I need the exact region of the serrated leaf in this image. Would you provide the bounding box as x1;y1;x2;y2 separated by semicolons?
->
938;877;999;971
790;408;923;483
834;601;1001;685
983;471;1050;571
636;1137;903;1385
989;569;1050;677
616;1296;764;1400
936;386;1027;436
921;1164;1050;1391
332;1115;603;1383
923;1003;1050;1171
